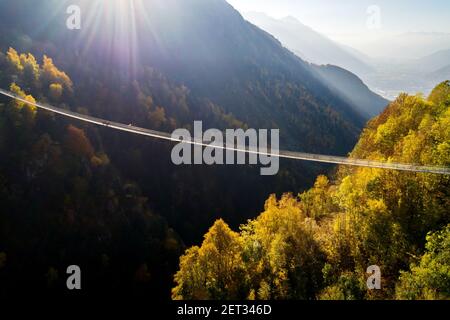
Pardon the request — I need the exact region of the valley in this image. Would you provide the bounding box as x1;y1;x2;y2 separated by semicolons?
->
0;0;448;302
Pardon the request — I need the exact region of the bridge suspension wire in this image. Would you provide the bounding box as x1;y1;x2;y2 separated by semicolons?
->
1;88;449;175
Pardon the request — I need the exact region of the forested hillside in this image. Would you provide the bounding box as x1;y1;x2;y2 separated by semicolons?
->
314;65;389;118
0;49;184;297
0;0;447;300
0;0;378;245
172;82;450;300
0;0;366;152
0;0;365;296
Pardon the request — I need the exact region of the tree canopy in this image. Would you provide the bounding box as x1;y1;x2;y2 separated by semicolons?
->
173;82;450;300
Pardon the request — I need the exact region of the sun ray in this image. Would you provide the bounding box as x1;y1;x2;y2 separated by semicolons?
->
72;0;144;78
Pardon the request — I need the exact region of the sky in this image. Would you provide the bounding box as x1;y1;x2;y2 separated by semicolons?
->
226;0;450;58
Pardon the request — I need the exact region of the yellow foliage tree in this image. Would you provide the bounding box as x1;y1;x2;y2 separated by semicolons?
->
172;219;244;300
8;83;37;125
41;55;73;91
173;82;450;300
49;83;63;101
6;48;39;84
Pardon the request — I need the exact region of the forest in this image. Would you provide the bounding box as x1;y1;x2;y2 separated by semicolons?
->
173;82;450;300
0;44;333;297
0;0;448;301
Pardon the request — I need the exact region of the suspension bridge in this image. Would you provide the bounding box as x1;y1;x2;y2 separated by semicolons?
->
1;88;449;175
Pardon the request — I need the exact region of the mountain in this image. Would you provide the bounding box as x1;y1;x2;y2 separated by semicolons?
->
243;12;373;76
429;65;450;80
0;0;390;297
0;0;377;241
241;11;388;117
418;49;450;72
362;48;450;101
1;0;370;152
314;65;389;118
348;32;450;61
0;0;448;301
339;44;374;66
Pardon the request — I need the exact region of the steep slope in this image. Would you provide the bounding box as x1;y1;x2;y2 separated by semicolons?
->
314;65;389;118
243;12;373;76
241;12;388;119
0;52;184;297
0;0;378;245
0;0;365;154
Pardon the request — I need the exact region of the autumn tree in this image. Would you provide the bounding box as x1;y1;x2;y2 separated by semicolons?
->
396;225;450;300
65;124;94;159
49;83;63;101
7;82;36;127
41;55;73;92
172;219;245;300
0;48;186;298
241;194;326;299
173;82;450;300
5;48;39;89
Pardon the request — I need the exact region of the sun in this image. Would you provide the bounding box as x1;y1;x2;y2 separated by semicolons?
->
109;0;136;15
72;0;147;75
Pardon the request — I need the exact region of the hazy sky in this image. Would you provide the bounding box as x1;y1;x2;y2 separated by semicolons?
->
227;0;450;34
226;0;450;57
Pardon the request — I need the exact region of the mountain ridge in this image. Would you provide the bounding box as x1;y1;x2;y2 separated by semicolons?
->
0;0;369;154
243;11;373;75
